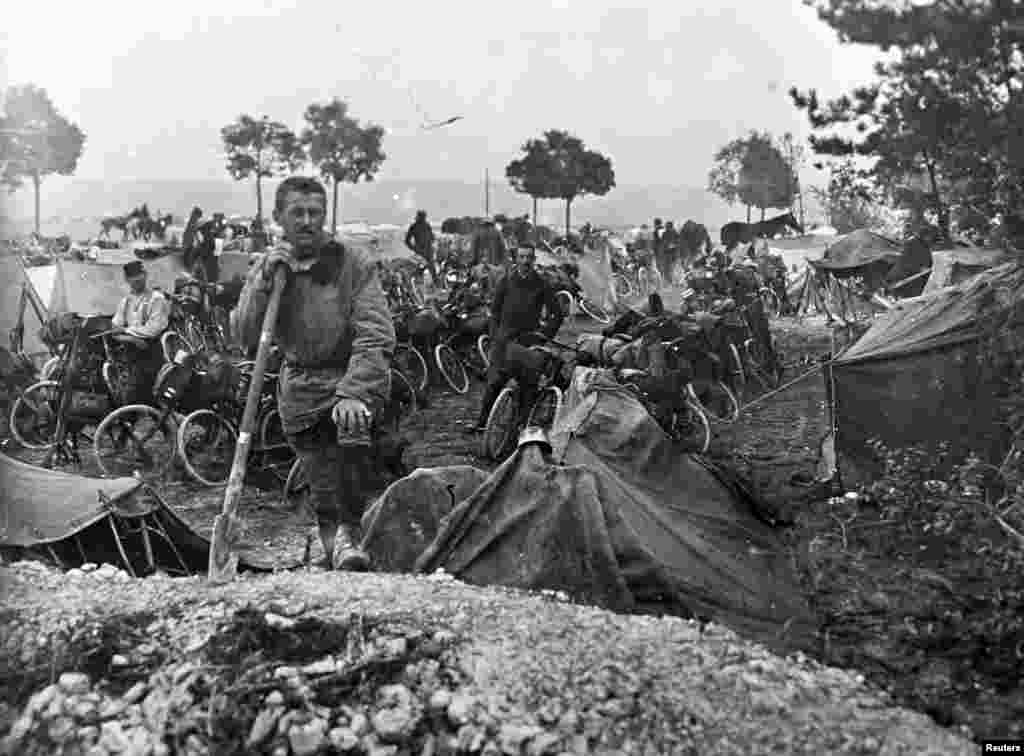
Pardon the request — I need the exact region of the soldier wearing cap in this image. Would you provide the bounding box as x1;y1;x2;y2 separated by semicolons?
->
110;260;171;402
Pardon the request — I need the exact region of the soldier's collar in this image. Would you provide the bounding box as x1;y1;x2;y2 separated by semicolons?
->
294;240;344;284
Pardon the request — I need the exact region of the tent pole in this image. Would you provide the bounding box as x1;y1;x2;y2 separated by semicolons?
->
107;515;137;578
73;533;88;564
147;510;192;576
45;543;66;569
138;514;156;574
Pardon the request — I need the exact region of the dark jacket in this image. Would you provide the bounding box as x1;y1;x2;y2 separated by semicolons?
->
471;226;508;267
491;268;564;338
405;220;434;256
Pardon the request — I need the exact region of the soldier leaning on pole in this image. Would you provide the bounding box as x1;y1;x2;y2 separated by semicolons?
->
235;176;396;570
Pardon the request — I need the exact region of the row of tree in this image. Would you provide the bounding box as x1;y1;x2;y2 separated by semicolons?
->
221;99;386;234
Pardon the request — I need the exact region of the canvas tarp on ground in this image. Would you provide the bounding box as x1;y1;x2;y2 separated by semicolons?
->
921;247;1008;295
0;452;288;574
0;257;49;356
830;262;1023;484
414;367;816;653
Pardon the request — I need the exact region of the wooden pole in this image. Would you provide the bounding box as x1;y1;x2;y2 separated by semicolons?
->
208;264;289;583
485;169;490;217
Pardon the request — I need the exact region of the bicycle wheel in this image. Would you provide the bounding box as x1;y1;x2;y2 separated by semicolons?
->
257;407;295;486
555;290;575;318
671;401;710;454
95;404;178;479
725;342;746;395
9;380;60;449
578;297;612;324
40;356;60;381
435;343;469;394
176;408;237;486
161;330;193;363
280;457;310;513
612;273;634;299
686;380;740;424
394;343;428;393
389;367;417;425
526;386;563;429
743;339;781;392
477;334;492;371
482;384;520;460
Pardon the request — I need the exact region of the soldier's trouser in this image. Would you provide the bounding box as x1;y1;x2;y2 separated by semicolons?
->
287;415;371;531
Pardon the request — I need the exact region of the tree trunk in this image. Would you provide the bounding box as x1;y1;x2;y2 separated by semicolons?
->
332;179;340;235
532;196;538;227
32;171;41;235
745;204;751;223
924;156;949;243
760;206;766;222
256;172;263;225
564;198;572;239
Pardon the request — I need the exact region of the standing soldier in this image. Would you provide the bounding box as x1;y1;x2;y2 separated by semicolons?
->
405;210;438;287
235;176;396;570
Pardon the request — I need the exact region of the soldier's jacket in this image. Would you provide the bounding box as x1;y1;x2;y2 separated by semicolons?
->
235;239;396;436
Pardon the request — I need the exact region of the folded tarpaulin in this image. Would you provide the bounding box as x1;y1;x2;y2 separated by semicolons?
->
415;367;817;653
0;452;293;573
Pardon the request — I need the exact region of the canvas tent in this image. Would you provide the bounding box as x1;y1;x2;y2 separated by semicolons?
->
810;228;903;285
47;257;188;317
921;246;1008;295
0;256;50;357
0;451;294;573
410;368;816;653
829;262;1023;485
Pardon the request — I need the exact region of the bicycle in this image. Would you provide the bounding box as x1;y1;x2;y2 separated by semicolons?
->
433;303;491;395
614;367;711;453
481;332;584;460
174;353;294;488
160;279;229;362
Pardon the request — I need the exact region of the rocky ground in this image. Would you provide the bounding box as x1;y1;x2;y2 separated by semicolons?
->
0;561;977;755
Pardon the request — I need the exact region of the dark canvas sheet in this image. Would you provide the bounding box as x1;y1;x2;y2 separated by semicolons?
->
415;368;816;653
810;229;902;273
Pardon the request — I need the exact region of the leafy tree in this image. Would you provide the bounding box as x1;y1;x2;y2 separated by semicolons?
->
506;139;554;226
0;84;85;234
301;99;386;234
808;159;883;233
221;115;303;223
792;0;1024;239
507;130;614;237
708;131;796;222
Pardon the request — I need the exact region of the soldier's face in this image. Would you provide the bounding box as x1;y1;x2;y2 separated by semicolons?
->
516;250;536;273
275;191;326;255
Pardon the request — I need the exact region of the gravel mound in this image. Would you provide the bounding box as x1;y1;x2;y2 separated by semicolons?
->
0;561;977;755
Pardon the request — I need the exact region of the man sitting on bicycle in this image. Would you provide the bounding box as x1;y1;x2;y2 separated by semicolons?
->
468;244;565;434
110;260;171;403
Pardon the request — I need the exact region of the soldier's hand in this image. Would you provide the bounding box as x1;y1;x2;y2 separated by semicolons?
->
261;243;297;285
333;398;372;435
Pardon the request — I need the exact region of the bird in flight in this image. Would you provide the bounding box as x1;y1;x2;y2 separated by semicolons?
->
422;116;463;130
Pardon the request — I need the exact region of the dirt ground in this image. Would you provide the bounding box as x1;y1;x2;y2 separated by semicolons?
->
4;292;1022;744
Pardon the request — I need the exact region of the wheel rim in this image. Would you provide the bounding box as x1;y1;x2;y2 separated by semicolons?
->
10;380;60;450
727;343;746;393
161;331;191;363
257;408;295;486
477;335;492;370
578;298;611;324
686;381;740;424
527;386;563;429
176;409;237;486
674;401;710;453
483;386;519;459
95;404;177;479
435;343;469;394
389;368;416;423
394;344;428;393
556;290;574;317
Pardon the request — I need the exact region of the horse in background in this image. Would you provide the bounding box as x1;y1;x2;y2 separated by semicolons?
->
720;211;803;250
139;213;173;241
98;204;150;241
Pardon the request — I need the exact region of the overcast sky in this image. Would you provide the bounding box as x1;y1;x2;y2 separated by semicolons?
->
3;0;880;187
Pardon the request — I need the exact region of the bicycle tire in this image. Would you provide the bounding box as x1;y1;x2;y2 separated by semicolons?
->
95;404;178;480
612;273;635;299
577;297;612;324
176;408;237;487
435;343;469;394
476;334;492;371
9;379;60;450
726;342;746;394
526;386;563;430
555;290;575;318
482;384;519;460
160;330;193;363
686;380;740;424
394;343;428;393
672;400;710;454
